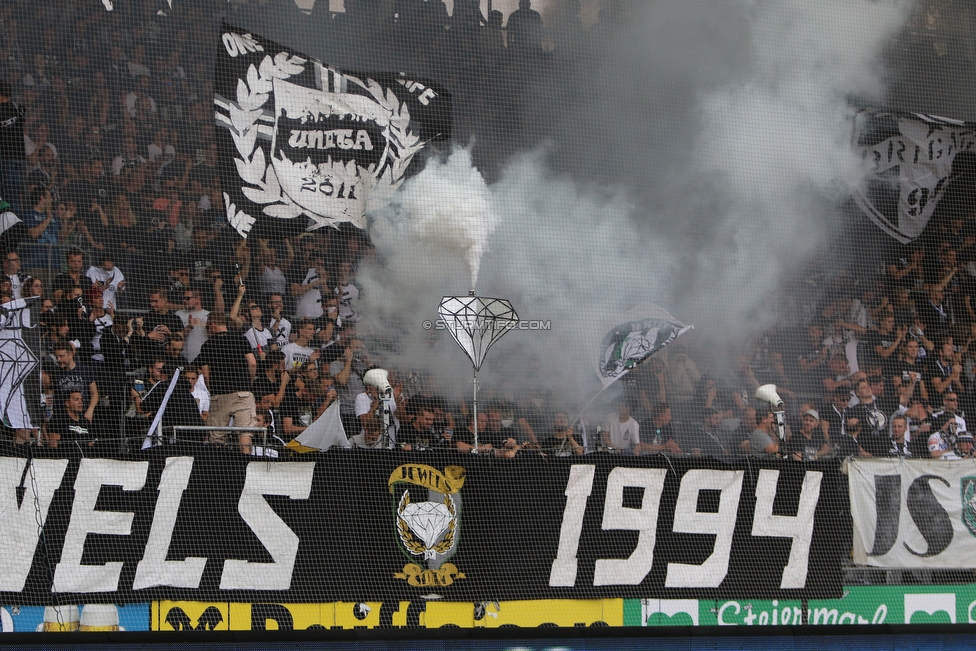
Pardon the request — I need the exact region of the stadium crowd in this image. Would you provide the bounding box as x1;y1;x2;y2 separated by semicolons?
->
1;0;976;462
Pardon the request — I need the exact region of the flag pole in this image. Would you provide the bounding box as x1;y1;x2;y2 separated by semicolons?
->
571;385;609;451
472;369;479;452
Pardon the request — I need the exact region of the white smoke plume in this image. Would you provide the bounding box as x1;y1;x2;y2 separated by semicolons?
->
360;0;916;406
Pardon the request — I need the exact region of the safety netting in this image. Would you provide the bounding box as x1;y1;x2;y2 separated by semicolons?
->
0;0;975;635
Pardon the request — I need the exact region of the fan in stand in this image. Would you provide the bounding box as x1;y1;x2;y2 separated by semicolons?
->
437;291;519;452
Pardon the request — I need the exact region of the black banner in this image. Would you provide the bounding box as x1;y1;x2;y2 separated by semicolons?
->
214;24;451;239
0;445;846;605
852;108;976;243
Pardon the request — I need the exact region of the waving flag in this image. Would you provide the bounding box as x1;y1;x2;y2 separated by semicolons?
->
852;108;976;243
214;24;451;238
596;303;693;389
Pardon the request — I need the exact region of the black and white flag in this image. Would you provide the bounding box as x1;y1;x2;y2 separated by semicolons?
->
596;303;692;389
214;25;451;238
852;108;976;243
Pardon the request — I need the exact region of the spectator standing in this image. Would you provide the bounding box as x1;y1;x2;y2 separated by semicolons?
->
639;402;682;455
292;251;331;319
507;0;544;52
20;186;58;278
45;341;98;422
281;318;320;371
266;292;291;349
85;252;125;309
329;336;370;437
4;250;23;299
539;411;584;456
686;407;735;459
52;249;93;302
847;379;890;457
196;311;257;453
175;288;209;363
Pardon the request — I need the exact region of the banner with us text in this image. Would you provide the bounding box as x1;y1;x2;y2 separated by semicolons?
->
214;24;451;238
0;445;844;605
849;458;976;568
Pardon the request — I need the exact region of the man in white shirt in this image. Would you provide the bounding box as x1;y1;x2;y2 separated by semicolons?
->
241;299;274;355
354;380;399;445
281;318;319;371
336;259;360;323
602;398;640;454
267;292;291;348
175;289;209;363
293;254;331;319
4;251;23;299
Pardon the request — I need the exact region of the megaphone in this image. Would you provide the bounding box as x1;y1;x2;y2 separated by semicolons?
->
363;368;392;394
755;384;787;444
755;384;784;411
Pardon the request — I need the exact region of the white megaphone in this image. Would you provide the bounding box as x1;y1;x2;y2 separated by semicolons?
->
363;368;394;445
755;384;784;411
755;384;787;444
363;368;392;395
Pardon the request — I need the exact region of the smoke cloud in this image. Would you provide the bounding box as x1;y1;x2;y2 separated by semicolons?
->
359;0;916;405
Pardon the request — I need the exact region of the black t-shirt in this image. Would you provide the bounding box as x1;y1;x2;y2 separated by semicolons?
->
642;422;676;446
52;363;97;404
539;429;581;456
142;310;185;337
857;330;898;375
832;434;861;458
196;331;254;395
47;413;95;442
140;379;203;434
64;179;108;216
279;391;315;441
480;425;518;449
925;356;956;394
847;401;889;457
251;375;279;403
52;272;93;300
917;300;951;340
785;427;828;461
398;424;442;450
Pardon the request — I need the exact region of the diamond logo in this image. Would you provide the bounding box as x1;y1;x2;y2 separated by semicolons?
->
438;295;518;371
389;464;467;586
401;500;453;551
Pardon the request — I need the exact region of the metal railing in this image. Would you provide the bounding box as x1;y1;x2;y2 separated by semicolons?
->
150;425;270;451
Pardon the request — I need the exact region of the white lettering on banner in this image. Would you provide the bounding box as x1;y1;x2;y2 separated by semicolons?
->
548;465;595;587
665;470;744;588
0;458;69;591
133;457;207;590
397;79;438;105
751;469;822;589
221;32;264;58
286;129;373;151
219;462;314;590
717;600;740;625
847;460;976;568
53;459;148;593
593;468;667;586
717;600;804;626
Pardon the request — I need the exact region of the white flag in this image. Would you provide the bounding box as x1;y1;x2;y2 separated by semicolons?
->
290;400;350;451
